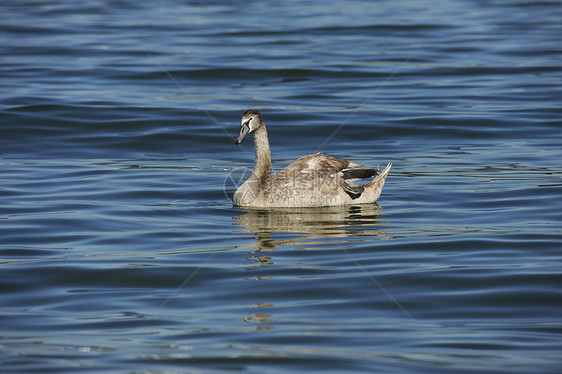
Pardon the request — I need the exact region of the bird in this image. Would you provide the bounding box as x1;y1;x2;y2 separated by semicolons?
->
233;109;391;208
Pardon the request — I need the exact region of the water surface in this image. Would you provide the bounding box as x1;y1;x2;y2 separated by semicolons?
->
1;0;561;373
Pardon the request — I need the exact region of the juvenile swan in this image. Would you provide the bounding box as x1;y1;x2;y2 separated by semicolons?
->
233;110;391;208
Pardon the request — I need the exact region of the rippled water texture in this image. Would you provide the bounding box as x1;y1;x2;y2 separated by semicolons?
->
1;0;561;373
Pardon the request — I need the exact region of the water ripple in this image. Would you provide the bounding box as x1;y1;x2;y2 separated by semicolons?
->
1;0;561;373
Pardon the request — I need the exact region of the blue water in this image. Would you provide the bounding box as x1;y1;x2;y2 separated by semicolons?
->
1;0;561;373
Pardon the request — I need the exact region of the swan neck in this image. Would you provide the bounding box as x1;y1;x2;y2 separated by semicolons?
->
253;124;271;178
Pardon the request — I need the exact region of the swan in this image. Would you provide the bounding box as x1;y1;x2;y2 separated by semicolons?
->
233;109;391;208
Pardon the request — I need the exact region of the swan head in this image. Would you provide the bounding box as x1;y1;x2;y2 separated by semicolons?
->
235;109;263;144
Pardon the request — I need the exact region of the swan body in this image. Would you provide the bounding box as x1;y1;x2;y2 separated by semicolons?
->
233;110;391;208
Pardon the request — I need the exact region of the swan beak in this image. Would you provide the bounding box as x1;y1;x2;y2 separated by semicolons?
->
235;124;250;144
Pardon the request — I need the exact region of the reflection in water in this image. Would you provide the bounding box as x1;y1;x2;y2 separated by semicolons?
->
234;204;388;330
233;204;386;254
242;303;275;331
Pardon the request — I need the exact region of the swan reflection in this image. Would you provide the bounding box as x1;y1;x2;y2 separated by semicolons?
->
233;204;387;255
234;204;388;330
